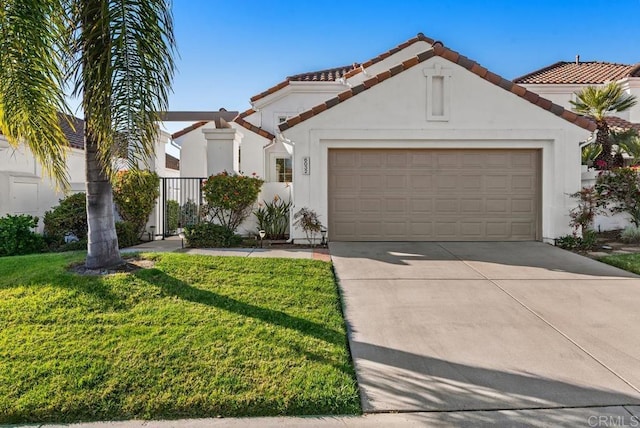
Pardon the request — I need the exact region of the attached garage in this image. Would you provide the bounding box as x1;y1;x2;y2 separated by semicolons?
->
278;36;595;243
328;149;540;241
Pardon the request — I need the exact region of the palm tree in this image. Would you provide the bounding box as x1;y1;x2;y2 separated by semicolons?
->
570;82;637;170
0;0;175;268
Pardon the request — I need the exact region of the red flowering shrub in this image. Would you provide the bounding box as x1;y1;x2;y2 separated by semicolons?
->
202;171;263;231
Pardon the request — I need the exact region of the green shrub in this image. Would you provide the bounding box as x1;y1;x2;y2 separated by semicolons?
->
202;172;263;231
184;223;242;248
43;192;87;247
596;168;640;226
166;200;180;234
57;239;88;252
181;200;200;227
113;170;160;238
555;229;597;251
115;221;139;248
0;214;46;256
621;225;640;243
254;195;292;239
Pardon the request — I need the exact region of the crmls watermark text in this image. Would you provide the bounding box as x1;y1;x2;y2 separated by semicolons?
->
588;415;640;427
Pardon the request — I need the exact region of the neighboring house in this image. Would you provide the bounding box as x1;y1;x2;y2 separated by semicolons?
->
0;114;86;227
514;59;640;131
515;60;640;232
173;33;596;243
0;115;179;230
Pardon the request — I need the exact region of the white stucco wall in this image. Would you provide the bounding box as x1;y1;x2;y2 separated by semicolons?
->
175;121;217;177
0;135;85;230
283;56;592;242
248;84;347;134
521;79;640;123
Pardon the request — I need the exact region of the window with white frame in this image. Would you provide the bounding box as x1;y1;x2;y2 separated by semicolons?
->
275;157;292;182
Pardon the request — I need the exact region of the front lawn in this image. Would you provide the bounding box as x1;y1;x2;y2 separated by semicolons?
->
599;252;640;275
0;252;359;423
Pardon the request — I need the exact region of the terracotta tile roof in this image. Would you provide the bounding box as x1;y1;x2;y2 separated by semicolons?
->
514;61;640;84
232;109;276;140
342;33;436;79
287;64;359;82
171;121;209;139
250;33;436;103
165;153;180;170
605;116;640;132
279;40;597;133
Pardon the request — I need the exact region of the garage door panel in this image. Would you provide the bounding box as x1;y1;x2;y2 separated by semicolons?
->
411;198;433;213
328;149;539;241
409;152;434;167
361;152;383;167
410;174;433;189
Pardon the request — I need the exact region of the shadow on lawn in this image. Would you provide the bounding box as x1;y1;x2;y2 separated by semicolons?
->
133;267;349;350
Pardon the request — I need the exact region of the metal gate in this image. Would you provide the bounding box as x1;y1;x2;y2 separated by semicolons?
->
156;177;206;237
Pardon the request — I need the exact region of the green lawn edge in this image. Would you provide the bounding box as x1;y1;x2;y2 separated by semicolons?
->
0;252;361;423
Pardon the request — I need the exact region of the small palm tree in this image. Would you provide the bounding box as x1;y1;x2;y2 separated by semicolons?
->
570;82;637;170
611;129;640;165
0;0;175;269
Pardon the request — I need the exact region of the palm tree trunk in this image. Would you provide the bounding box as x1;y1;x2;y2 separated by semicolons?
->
594;120;613;169
85;133;122;269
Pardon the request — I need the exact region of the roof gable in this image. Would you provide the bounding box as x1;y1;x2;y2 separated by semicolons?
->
514;61;640;84
232;109;275;140
250;33;435;103
171;121;209;139
279;42;596;133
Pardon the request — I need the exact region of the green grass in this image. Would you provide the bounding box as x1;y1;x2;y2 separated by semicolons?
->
0;252;360;423
599;252;640;275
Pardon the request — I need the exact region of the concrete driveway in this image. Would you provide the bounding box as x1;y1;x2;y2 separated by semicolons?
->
330;241;640;418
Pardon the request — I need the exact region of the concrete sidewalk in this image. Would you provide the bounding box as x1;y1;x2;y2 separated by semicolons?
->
122;236;330;261
16;406;640;427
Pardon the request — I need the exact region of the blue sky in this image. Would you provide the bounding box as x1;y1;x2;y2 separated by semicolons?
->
165;0;639;133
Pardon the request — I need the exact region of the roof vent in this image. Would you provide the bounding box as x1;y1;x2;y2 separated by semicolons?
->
576;54;580;65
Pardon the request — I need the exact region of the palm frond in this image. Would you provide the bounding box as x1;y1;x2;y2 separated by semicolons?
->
0;0;71;189
74;0;176;178
570;82;638;122
613;129;640;162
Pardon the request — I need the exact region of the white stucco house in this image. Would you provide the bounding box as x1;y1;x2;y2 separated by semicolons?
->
173;33;597;243
0;115;180;230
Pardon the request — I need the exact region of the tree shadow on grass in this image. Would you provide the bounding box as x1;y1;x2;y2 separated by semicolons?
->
132;268;354;373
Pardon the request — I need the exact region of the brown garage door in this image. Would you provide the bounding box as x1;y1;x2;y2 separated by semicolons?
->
328;149;540;241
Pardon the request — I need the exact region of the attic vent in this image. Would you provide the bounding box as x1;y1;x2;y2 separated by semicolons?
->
424;63;451;122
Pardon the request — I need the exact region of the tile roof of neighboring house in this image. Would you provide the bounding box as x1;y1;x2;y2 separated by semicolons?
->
250;33;436;103
287;64;359;82
514;61;640;84
605;116;640;132
232;109;276;140
59;113;85;149
0;113;85;148
171;121;209;139
279;38;597;133
165;153;180;170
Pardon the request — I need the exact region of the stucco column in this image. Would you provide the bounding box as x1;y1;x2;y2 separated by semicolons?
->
202;128;236;175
